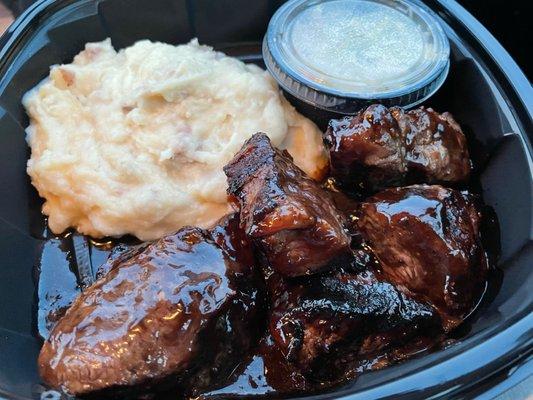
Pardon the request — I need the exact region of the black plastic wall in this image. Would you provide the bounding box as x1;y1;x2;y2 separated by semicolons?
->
0;0;531;399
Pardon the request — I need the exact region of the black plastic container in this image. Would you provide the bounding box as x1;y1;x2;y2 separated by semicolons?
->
0;0;531;399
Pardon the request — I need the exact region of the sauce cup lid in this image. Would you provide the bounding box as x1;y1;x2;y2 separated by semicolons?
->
263;0;450;113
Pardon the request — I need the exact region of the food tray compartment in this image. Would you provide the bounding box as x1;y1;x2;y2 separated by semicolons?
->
0;0;531;399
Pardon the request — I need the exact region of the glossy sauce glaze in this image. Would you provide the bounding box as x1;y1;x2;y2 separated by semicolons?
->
36;231;138;339
357;185;488;331
38;216;262;397
324;105;471;197
198;332;445;398
34;129;501;399
224;133;352;278
34;194;500;399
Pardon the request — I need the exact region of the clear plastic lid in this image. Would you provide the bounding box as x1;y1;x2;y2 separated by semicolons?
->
263;0;450;113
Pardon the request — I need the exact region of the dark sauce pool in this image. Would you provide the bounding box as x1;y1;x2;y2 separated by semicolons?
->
35;230;141;340
33;179;502;399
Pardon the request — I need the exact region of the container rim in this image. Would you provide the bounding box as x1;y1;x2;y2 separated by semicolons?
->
264;0;451;100
0;0;532;399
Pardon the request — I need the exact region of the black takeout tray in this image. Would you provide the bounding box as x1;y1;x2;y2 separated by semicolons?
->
0;0;532;399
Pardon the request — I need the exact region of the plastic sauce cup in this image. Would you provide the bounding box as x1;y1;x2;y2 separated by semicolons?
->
263;0;450;119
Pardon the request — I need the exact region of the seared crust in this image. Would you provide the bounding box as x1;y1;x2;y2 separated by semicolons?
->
357;184;487;330
224;133;351;277
324;104;407;193
266;265;438;372
39;218;259;396
325;105;471;194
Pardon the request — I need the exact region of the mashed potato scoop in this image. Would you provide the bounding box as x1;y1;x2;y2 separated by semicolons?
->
23;39;327;240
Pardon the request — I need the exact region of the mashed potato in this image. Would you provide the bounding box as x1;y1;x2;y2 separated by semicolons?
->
23;39;327;240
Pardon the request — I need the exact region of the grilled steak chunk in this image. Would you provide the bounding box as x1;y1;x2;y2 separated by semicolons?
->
224;132;351;277
324;104;407;193
266;264;438;373
357;184;487;330
39;215;260;396
324;105;471;193
396;107;471;183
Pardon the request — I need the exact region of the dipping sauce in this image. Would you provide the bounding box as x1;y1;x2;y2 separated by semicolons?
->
264;0;450;112
290;1;424;87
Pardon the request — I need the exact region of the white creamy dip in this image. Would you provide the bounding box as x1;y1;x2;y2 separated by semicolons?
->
264;0;450;112
290;0;425;86
23;39;327;240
